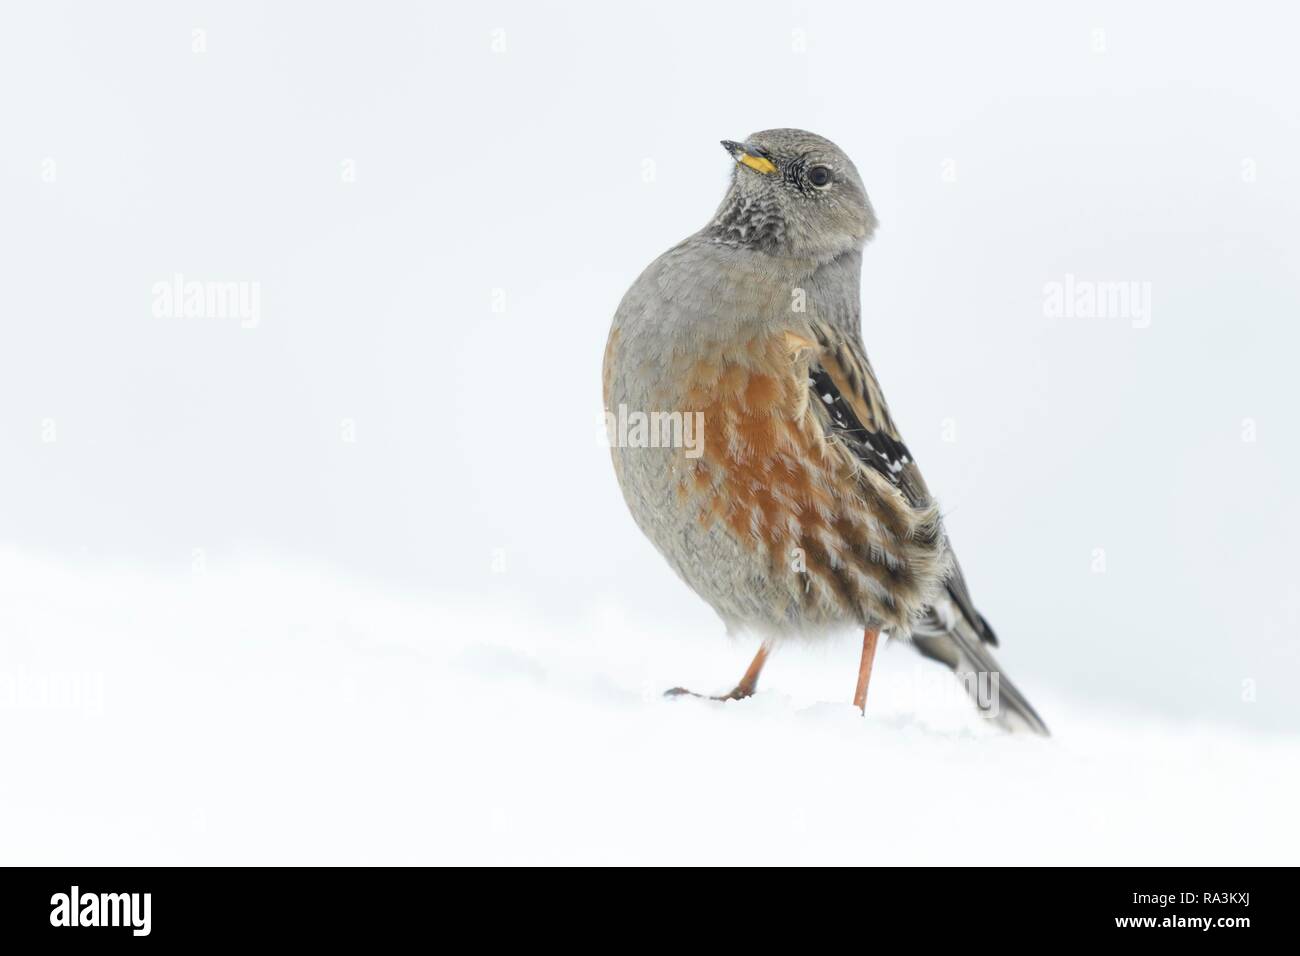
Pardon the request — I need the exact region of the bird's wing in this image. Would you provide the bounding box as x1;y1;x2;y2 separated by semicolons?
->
804;320;997;646
805;321;931;510
795;320;1043;730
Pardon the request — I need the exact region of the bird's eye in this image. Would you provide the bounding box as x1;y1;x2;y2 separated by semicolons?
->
807;165;832;187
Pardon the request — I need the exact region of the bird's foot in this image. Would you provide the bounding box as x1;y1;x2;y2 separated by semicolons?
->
662;642;771;704
663;684;756;702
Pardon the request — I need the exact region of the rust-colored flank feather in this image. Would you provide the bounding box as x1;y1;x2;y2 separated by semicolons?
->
660;330;941;635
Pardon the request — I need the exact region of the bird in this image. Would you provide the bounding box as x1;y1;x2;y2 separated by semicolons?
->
602;129;1048;734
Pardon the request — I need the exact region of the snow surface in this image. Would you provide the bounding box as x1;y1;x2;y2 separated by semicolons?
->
2;548;1296;866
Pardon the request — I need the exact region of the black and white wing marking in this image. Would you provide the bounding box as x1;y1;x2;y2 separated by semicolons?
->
810;365;911;475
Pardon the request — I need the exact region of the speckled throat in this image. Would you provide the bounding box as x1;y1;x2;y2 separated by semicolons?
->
704;191;787;252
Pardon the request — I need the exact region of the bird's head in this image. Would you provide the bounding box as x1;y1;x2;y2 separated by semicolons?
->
710;129;877;260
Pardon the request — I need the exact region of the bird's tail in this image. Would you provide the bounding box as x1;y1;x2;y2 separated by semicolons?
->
911;616;1050;736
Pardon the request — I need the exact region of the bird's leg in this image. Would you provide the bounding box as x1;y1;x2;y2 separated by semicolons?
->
853;628;880;714
665;641;771;701
727;641;771;699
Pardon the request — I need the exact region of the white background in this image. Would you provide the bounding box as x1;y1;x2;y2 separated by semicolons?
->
2;2;1298;863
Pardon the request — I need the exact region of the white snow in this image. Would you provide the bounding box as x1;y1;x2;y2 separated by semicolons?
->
0;546;1294;868
2;548;1296;866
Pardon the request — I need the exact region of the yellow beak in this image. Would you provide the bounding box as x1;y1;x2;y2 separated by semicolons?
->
738;153;777;174
722;140;777;174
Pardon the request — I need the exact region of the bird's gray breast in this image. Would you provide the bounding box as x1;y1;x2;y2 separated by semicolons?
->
603;241;864;634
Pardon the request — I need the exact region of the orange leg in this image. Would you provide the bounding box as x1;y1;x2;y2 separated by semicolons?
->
853;628;880;714
666;641;772;701
728;641;771;699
